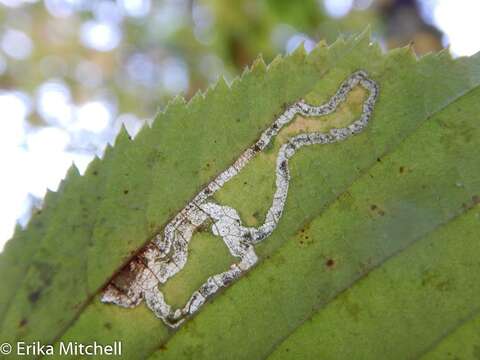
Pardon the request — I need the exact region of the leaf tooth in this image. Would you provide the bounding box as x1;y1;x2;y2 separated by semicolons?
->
201;75;227;102
83;156;102;177
416;49;444;68
291;41;307;58
43;188;56;203
307;39;328;62
385;42;417;62
214;75;230;93
115;124;132;146
186;89;206;108
436;47;454;62
161;95;185;114
228;74;241;89
101;143;114;160
149;96;185;130
168;94;187;108
165;94;188;114
240;62;253;79
250;56;267;74
65;162;81;180
368;41;384;58
199;75;230;104
355;25;372;45
307;28;368;66
131;120;150;143
227;52;275;92
267;53;285;71
384;44;417;65
117;115;141;141
50;163;80;196
323;33;351;58
405;42;419;60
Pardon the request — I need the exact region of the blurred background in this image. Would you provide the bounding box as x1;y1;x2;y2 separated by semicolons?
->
0;0;478;251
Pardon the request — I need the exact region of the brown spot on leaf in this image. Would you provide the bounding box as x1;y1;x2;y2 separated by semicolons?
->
326;259;335;268
110;260;144;291
19;318;28;327
462;195;480;210
399;166;405;174
123;190;129;195
370;204;386;216
28;289;42;303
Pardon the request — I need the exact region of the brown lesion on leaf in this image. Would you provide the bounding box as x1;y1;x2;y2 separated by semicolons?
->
421;270;454;292
398;165;413;175
473;195;480;205
296;223;315;247
28;289;42;303
370;204;386;217
298;229;313;247
462;195;480;211
27;261;54;304
100;258;147;309
325;258;336;268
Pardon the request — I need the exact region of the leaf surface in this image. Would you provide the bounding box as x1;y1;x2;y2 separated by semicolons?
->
1;30;480;360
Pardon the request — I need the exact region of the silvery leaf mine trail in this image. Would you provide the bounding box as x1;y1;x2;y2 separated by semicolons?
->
101;71;379;328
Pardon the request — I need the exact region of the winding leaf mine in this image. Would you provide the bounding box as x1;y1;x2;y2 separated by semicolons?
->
102;71;379;327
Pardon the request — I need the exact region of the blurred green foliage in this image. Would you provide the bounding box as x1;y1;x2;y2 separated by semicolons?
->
0;0;439;120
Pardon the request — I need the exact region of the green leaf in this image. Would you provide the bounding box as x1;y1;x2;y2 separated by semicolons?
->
1;30;480;359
